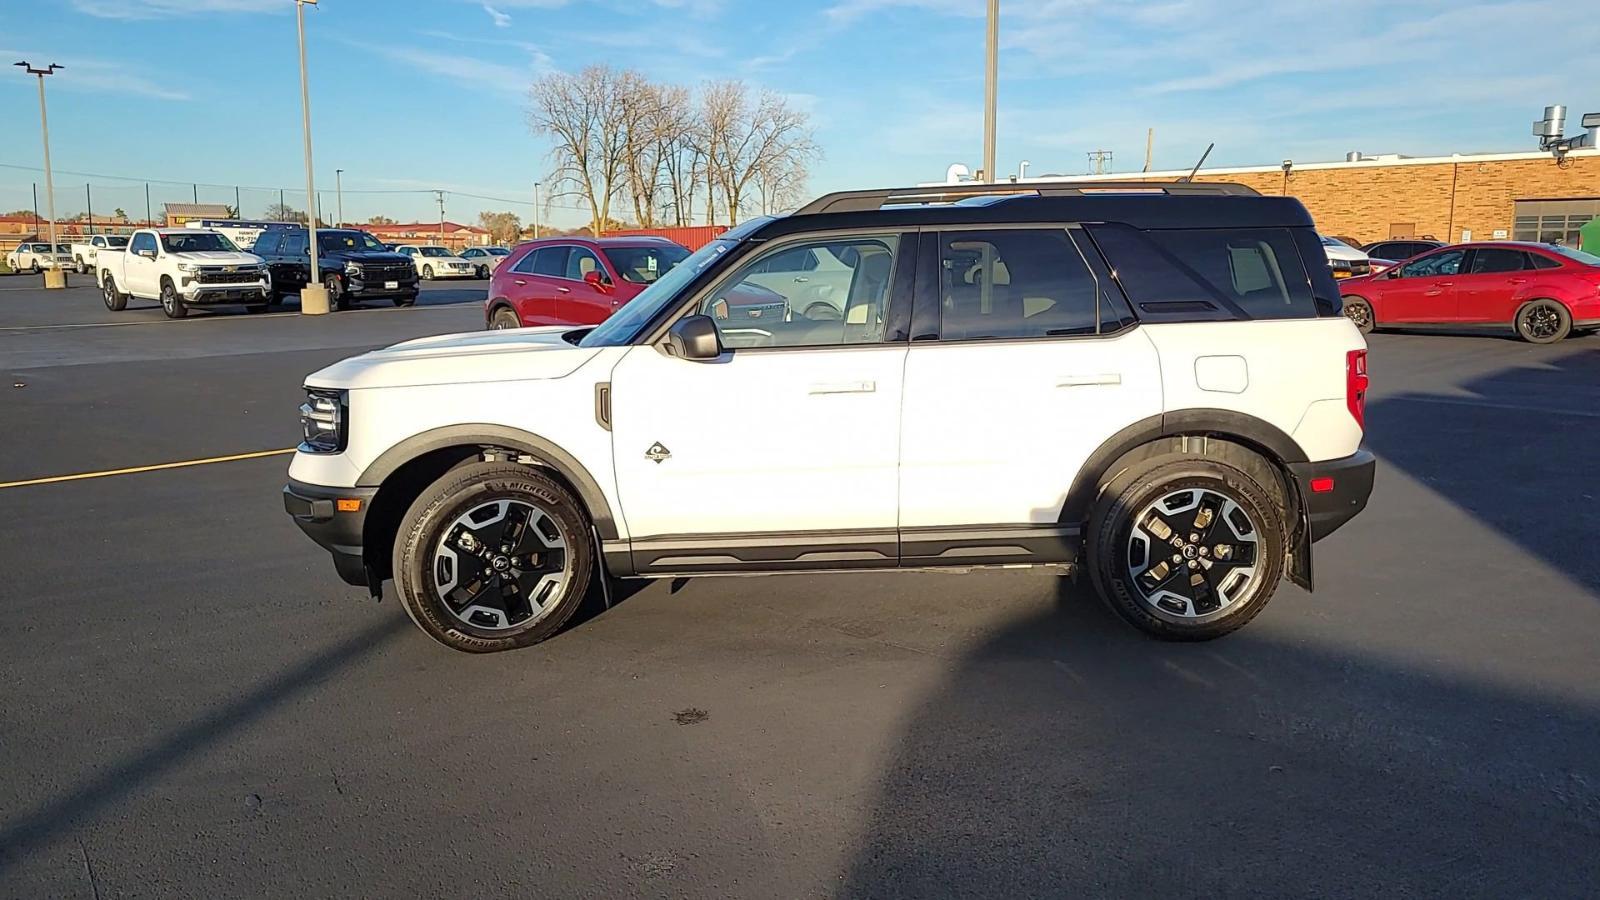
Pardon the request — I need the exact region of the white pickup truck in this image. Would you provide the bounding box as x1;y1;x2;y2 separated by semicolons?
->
70;234;129;274
98;227;272;318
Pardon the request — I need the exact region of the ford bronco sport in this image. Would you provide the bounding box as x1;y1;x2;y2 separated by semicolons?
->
283;182;1375;653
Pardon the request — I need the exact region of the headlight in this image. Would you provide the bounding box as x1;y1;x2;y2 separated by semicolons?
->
298;388;347;453
345;261;363;275
176;262;194;272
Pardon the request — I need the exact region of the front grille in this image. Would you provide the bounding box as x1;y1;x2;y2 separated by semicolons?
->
197;269;264;284
359;263;415;281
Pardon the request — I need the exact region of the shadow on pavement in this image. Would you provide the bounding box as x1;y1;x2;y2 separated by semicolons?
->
0;616;408;871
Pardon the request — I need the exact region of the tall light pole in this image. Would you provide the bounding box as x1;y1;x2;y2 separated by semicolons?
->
295;0;329;315
533;181;541;239
982;0;998;184
435;190;445;246
15;61;65;288
335;168;343;227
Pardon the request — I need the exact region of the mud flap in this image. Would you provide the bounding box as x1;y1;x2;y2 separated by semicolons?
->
1287;503;1313;591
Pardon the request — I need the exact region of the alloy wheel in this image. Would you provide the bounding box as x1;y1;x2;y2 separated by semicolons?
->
432;498;570;631
1343;300;1372;331
1522;304;1561;340
1126;487;1261;620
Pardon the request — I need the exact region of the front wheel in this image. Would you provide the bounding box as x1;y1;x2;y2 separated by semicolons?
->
421;265;435;281
395;463;594;653
477;264;490;279
1341;296;1375;334
29;260;41;274
324;273;349;311
1087;457;1286;641
1515;299;1570;344
159;280;187;319
392;292;418;307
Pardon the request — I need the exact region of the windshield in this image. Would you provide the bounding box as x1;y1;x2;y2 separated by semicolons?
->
161;232;240;253
603;245;691;284
486;247;509;256
580;239;735;347
319;231;386;253
106;237;129;248
1548;244;1600;266
54;244;71;253
419;246;453;257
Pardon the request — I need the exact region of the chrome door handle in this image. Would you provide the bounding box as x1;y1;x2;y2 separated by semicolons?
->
1057;373;1122;387
557;286;571;294
809;380;876;394
514;279;526;286
793;276;810;283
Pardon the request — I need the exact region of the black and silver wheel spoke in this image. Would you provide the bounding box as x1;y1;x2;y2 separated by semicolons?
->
432;498;570;632
1128;486;1260;619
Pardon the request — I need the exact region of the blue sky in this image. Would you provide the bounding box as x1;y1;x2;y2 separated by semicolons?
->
5;0;1597;227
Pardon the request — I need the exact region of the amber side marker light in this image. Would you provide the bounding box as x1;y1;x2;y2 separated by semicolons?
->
336;498;362;512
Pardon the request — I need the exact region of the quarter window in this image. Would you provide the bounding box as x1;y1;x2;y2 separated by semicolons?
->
935;229;1108;340
698;236;899;348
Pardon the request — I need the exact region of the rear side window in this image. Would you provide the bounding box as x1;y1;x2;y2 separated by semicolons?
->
935;229;1118;339
532;246;570;277
1469;249;1529;274
282;232;308;256
1089;225;1317;320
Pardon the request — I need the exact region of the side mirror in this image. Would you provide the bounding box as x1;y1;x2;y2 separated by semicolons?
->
138;249;157;260
1385;268;1401;279
667;315;722;361
583;270;608;290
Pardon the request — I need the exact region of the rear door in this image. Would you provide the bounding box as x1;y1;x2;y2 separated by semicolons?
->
897;226;1159;564
1378;247;1464;322
1455;247;1529;323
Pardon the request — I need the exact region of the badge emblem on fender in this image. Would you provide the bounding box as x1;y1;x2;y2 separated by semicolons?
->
645;442;671;463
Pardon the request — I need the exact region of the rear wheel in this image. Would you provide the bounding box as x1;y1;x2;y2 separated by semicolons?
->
102;275;128;311
1088;457;1286;641
489;307;521;330
1341;296;1375;333
159;279;187;319
395;463;594;653
1515;298;1570;344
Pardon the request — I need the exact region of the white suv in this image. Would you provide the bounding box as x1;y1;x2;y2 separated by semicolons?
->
284;183;1375;653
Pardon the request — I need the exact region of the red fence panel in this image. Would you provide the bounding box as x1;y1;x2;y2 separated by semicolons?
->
604;225;729;250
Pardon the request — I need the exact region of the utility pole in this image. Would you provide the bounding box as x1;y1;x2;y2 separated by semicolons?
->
1088;149;1113;175
192;183;198;204
435;190;445;245
145;183;152;226
981;0;998;183
1143;128;1154;172
234;185;241;218
15;61;65;287
335;168;343;227
295;0;328;314
533;182;541;238
85;184;94;236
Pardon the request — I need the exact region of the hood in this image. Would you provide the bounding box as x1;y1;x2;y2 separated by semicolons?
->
172;250;264;265
1321;242;1368;262
305;326;600;391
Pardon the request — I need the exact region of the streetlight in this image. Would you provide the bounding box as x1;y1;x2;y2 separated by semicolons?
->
533;182;541;238
982;0;998;184
335;168;343;227
15;61;65;289
295;0;329;315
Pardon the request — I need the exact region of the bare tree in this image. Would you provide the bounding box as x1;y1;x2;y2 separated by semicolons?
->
528;65;643;238
478;210;523;244
700;82;817;225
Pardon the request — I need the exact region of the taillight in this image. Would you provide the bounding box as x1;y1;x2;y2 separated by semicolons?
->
1346;349;1369;429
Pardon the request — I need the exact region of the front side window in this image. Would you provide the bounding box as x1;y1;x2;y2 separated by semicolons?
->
1468;249;1528;274
130;233;156;254
565;247;603;281
604;245;690;284
936;229;1107;340
697;235;900;349
1398;249;1464;278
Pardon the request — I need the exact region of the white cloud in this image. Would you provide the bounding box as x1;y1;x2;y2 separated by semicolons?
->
482;3;512;27
68;0;284;19
341;39;552;94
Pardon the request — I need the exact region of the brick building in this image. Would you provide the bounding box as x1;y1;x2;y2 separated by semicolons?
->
1030;148;1600;248
358;221;491;252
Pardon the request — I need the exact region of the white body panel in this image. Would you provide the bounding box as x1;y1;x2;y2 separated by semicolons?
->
607;343;907;538
1141;319;1365;462
96;229;267;300
898;329;1164;527
397;245;476;279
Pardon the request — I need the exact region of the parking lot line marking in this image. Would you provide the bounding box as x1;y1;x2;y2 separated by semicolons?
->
0;448;295;490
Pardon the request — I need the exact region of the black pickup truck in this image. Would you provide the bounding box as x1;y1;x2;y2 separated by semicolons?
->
251;227;419;309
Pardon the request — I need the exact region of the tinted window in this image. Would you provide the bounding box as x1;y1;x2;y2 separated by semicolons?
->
1398;249;1464;278
253;232;284;255
565;247;603;281
604;245;691;284
699;235;899;349
1091;226;1316;320
418;247;452;258
532;246;570;277
129;233;157;254
1469;249;1529;274
283;231;308;255
319;231;384;253
936;229;1105;340
1529;252;1563;270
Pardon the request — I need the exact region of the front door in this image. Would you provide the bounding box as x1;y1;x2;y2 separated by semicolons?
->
558;246;620;324
1380;247;1464;322
125;232;161;296
897;227;1161;562
608;232;911;573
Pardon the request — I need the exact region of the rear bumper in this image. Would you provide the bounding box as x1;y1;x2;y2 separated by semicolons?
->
283;480;377;587
1289;449;1376;542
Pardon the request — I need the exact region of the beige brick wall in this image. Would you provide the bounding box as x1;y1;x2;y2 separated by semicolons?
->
1107;155;1600;246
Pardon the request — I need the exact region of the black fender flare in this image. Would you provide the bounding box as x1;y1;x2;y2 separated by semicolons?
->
356;424;618;540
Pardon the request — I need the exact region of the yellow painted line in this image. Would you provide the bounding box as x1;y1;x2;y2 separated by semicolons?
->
0;448;295;490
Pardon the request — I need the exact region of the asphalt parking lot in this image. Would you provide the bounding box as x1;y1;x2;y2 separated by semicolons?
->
2;278;1598;898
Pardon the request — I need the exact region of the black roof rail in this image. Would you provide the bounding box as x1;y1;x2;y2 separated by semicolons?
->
795;180;1262;215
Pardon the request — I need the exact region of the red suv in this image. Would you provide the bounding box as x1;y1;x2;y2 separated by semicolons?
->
485;237;690;329
1337;241;1600;343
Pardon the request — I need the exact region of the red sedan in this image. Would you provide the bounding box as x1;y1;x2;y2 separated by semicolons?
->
1338;242;1600;343
486;236;689;329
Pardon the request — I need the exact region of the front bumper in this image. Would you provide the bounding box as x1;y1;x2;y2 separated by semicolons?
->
181;280;271;303
348;274;419;297
1289;449;1376;542
283;479;378;587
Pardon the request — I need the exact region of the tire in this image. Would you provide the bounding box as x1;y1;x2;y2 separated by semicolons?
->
1087;456;1286;641
159;279;187;319
102;275;128;311
477;264;489;279
324;273;349;311
76;257;87;275
489;307;521;330
421;265;435;281
1341;295;1375;334
1514;298;1570;344
392;292;418;307
394;462;594;653
29;260;41;274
